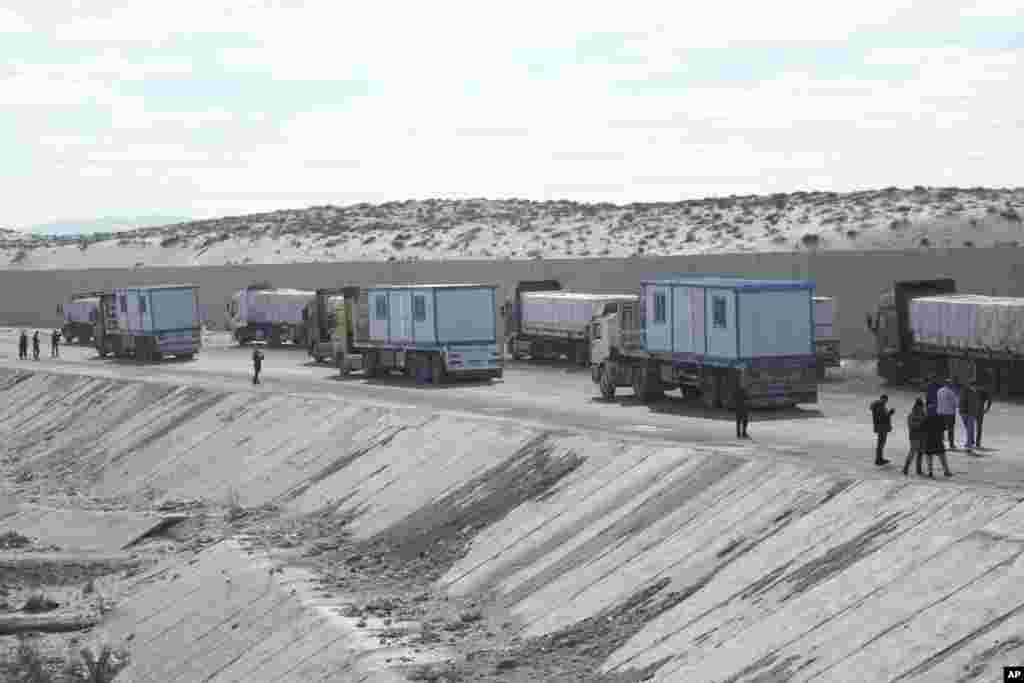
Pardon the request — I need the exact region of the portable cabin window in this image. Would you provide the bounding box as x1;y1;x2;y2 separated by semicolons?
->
653;293;667;324
413;295;427;322
119;296;127;313
712;296;728;329
374;294;388;320
139;295;147;314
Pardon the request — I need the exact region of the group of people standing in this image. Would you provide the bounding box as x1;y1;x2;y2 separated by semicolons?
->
872;377;993;478
17;330;63;360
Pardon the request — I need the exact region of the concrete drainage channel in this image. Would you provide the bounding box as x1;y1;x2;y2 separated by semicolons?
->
1;366;1024;682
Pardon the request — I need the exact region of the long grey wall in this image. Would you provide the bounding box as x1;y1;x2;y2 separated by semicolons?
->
3;247;1023;357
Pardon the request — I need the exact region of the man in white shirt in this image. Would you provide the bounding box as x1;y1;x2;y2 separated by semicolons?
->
936;378;958;450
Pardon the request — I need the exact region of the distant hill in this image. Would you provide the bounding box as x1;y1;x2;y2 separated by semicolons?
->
1;187;1022;270
26;216;191;237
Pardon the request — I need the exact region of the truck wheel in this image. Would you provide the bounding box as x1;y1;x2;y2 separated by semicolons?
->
701;373;719;409
816;364;827;380
431;354;448;385
364;351;378;378
632;368;650;402
599;365;616;400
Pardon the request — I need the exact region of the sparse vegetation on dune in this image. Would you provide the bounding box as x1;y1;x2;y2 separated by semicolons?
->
2;186;1023;269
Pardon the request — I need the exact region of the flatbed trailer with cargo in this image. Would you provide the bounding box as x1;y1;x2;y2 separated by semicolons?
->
867;278;1024;396
93;284;202;361
591;276;820;409
502;279;639;366
303;283;503;383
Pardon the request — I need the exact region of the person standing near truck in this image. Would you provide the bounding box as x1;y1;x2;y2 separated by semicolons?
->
31;331;40;361
734;382;750;439
870;394;895;466
18;330;28;360
959;382;980;451
975;384;993;448
252;347;264;385
50;329;61;358
936;379;958;450
903;397;927;476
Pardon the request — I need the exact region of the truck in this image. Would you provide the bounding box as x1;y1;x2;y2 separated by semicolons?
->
814;296;840;378
867;279;1024;396
57;293;102;344
227;286;314;346
501;280;639;365
93;284;202;361
300;286;360;366
302;283;503;383
591;275;819;408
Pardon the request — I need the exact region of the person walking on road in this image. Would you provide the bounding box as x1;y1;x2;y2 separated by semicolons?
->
18;330;28;360
923;411;953;477
50;329;61;358
252;347;264;385
976;384;993;448
936;378;958;450
734;382;750;439
903;397;927;476
31;331;40;361
871;394;895;466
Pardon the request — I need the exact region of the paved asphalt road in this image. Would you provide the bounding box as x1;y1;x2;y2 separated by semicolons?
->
1;328;1023;494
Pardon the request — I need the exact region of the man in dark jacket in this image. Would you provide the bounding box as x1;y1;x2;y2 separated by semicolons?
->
252;347;264;385
871;394;895;465
51;329;61;358
734;383;750;439
925;377;941;416
31;331;40;361
975;384;993;448
18;330;27;360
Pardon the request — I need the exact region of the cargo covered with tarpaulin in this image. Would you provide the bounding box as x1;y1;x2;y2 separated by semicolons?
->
519;291;638;339
909;294;1024;354
235;288;314;326
63;298;99;324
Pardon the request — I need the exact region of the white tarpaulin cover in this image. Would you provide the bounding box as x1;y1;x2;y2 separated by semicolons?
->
237;289;315;325
520;292;638;336
64;298;98;324
814;296;836;340
910;294;1024;353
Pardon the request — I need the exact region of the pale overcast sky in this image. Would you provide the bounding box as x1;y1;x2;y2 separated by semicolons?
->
2;1;1022;227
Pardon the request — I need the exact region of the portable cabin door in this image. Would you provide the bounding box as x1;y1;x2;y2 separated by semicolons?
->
643;284;671;352
671;285;706;354
705;288;738;360
388;290;413;344
412;290;436;344
368;290;389;342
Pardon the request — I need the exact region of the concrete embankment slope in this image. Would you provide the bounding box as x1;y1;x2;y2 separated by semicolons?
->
2;367;1024;682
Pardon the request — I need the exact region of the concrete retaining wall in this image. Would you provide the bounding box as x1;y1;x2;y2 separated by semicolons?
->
2;367;1024;681
3;246;1024;356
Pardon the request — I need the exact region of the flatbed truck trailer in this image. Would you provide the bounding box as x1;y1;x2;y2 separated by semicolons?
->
303;283;503;383
502;279;639;366
227;286;314;346
591;276;820;409
867;278;1024;397
93;284;202;361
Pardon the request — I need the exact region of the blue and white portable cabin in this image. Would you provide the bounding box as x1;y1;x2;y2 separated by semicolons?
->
639;275;816;370
363;283;501;373
113;284;202;355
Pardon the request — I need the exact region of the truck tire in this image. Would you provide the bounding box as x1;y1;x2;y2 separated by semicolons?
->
599;365;616;400
632;366;660;403
431;354;448;385
701;372;719;409
364;351;378;378
816;364;827;380
574;343;589;367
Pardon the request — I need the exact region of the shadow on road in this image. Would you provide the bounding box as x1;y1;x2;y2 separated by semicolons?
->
326;372;500;391
589;394;825;422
